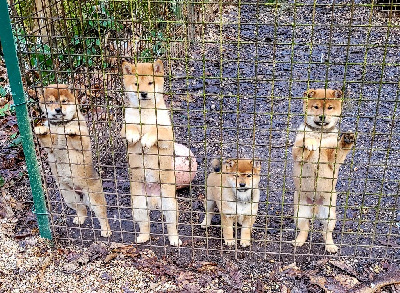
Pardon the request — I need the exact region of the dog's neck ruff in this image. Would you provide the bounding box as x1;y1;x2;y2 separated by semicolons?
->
234;189;253;203
48;113;77;126
304;122;337;133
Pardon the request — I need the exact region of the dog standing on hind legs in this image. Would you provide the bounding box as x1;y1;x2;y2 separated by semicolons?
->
122;60;181;246
34;84;111;237
292;88;355;253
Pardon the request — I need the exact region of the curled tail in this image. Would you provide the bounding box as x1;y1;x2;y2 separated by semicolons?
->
211;159;222;172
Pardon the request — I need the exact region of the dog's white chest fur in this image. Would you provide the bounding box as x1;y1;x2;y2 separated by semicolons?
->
125;107;171;132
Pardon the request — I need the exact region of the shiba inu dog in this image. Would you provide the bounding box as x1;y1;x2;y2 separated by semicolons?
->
201;159;261;247
122;60;181;246
292;88;355;253
34;84;111;237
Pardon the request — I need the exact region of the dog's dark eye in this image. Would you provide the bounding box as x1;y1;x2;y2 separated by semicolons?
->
247;174;252;177
313;105;319;109
148;81;154;85
61;99;67;103
134;82;138;86
328;106;333;110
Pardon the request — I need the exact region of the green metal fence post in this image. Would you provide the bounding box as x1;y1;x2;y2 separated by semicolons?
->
0;0;52;240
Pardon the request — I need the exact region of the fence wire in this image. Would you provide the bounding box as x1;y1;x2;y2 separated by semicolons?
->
7;0;400;263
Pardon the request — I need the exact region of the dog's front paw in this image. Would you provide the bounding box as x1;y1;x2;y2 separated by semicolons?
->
224;239;236;246
341;132;356;147
168;236;182;247
34;126;49;135
126;131;141;145
304;138;319;151
141;133;157;149
65;127;79;136
325;243;339;253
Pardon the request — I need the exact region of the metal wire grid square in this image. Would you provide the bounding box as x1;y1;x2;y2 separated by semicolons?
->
7;0;400;263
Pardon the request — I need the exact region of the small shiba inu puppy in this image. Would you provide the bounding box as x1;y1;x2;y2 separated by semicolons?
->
34;84;111;237
292;88;355;253
122;60;181;246
201;159;261;247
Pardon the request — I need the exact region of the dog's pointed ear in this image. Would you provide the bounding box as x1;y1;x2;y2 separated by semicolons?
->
153;59;164;75
122;62;133;75
332;89;342;99
304;89;316;98
252;159;262;172
224;159;236;171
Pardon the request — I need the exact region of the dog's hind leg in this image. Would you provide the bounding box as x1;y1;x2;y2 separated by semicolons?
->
131;182;150;244
160;183;181;246
319;192;338;253
200;193;216;229
293;191;311;247
60;183;88;225
86;179;112;237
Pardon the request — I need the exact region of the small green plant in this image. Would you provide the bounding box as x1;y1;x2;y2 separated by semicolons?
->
0;86;7;97
0;103;13;118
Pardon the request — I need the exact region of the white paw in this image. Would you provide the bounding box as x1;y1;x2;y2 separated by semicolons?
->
136;233;150;244
305;142;318;151
34;126;49;135
240;239;251;247
101;228;112;237
325;243;338;253
65;128;78;136
126;131;141;144
169;236;182;247
200;220;207;229
291;239;305;247
224;239;235;246
73;215;87;225
141;133;157;149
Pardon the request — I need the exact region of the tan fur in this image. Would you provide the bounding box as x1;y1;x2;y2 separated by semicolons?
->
201;159;261;247
122;60;180;246
292;88;355;253
34;84;111;237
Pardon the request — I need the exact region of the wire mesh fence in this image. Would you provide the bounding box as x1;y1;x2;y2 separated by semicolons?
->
6;0;400;264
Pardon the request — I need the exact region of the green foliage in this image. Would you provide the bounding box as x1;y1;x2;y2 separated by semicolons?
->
0;87;7;97
0;103;13;118
14;0;184;84
8;133;23;148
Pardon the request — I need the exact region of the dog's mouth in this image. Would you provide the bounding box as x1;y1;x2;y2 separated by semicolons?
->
50;113;64;119
314;121;329;126
237;188;249;192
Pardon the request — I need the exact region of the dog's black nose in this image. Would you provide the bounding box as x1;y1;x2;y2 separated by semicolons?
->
140;92;148;99
319;115;325;121
239;183;246;188
55;108;62;113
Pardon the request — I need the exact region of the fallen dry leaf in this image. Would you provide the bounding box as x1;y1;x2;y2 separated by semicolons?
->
112;245;139;259
329;260;359;279
334;274;360;290
104;253;118;263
